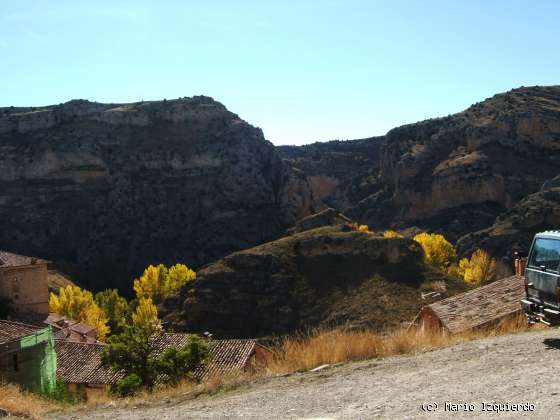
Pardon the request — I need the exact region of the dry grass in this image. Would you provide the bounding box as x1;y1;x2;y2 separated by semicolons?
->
266;313;530;374
66;371;256;413
0;382;63;419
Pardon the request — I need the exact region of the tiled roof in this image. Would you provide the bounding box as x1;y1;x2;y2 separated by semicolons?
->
54;340;124;385
150;333;258;379
0;320;43;345
426;275;525;334
0;251;48;268
54;334;258;385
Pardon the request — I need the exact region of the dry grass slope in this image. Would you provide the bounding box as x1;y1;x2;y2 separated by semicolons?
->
0;382;64;419
266;313;530;374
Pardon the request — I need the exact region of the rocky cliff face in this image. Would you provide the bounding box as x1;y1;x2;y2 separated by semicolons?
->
277;138;383;211
375;86;560;237
0;97;313;291
284;86;560;259
161;223;466;338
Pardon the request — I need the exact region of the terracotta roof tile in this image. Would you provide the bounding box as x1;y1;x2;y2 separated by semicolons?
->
0;320;43;345
427;275;525;334
54;340;123;385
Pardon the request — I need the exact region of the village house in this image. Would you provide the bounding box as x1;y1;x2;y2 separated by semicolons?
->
410;275;525;334
0;251;50;314
0;320;57;393
55;333;271;400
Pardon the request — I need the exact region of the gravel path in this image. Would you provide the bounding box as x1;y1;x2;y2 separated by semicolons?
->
55;328;560;419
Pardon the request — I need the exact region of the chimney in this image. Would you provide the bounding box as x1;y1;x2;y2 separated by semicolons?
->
514;252;527;277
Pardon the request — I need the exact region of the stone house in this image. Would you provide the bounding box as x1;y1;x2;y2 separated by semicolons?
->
0;320;57;393
410;275;525;334
55;333;271;400
0;251;50;314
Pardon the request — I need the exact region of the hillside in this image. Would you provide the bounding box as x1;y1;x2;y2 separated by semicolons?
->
283;86;560;260
0;97;314;291
161;222;467;338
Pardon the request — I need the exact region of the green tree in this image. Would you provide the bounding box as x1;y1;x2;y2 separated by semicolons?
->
102;325;158;392
95;289;130;336
102;325;209;394
156;336;209;385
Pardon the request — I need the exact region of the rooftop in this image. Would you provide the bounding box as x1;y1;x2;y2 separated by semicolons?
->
0;320;43;346
55;333;260;385
54;340;123;385
424;275;525;334
0;251;49;268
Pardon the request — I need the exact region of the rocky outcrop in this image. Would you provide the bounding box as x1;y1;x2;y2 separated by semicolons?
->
161;224;467;338
289;207;352;233
0;97;314;291
457;185;560;260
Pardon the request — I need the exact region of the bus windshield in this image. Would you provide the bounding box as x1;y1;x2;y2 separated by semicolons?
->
529;238;560;272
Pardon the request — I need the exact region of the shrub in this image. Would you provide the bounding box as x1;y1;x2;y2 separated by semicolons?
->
114;374;143;397
358;224;370;233
383;230;403;238
40;380;78;403
413;232;457;271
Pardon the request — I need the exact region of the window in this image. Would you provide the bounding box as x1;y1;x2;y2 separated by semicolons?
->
529;238;560;272
12;354;18;372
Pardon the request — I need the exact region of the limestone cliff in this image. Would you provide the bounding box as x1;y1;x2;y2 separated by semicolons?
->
0;97;314;291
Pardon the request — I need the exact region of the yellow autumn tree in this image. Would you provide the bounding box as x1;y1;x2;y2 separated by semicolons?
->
383;230;403;238
166;263;196;296
413;232;457;272
458;249;497;285
133;264;169;304
133;263;196;304
132;297;162;334
50;285;110;340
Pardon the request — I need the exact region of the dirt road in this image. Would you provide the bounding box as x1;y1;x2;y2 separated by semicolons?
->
55;328;560;419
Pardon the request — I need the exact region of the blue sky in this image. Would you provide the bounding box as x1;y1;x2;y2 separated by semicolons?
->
1;1;559;145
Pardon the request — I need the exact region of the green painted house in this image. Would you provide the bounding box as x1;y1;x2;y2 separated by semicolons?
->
0;320;56;393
